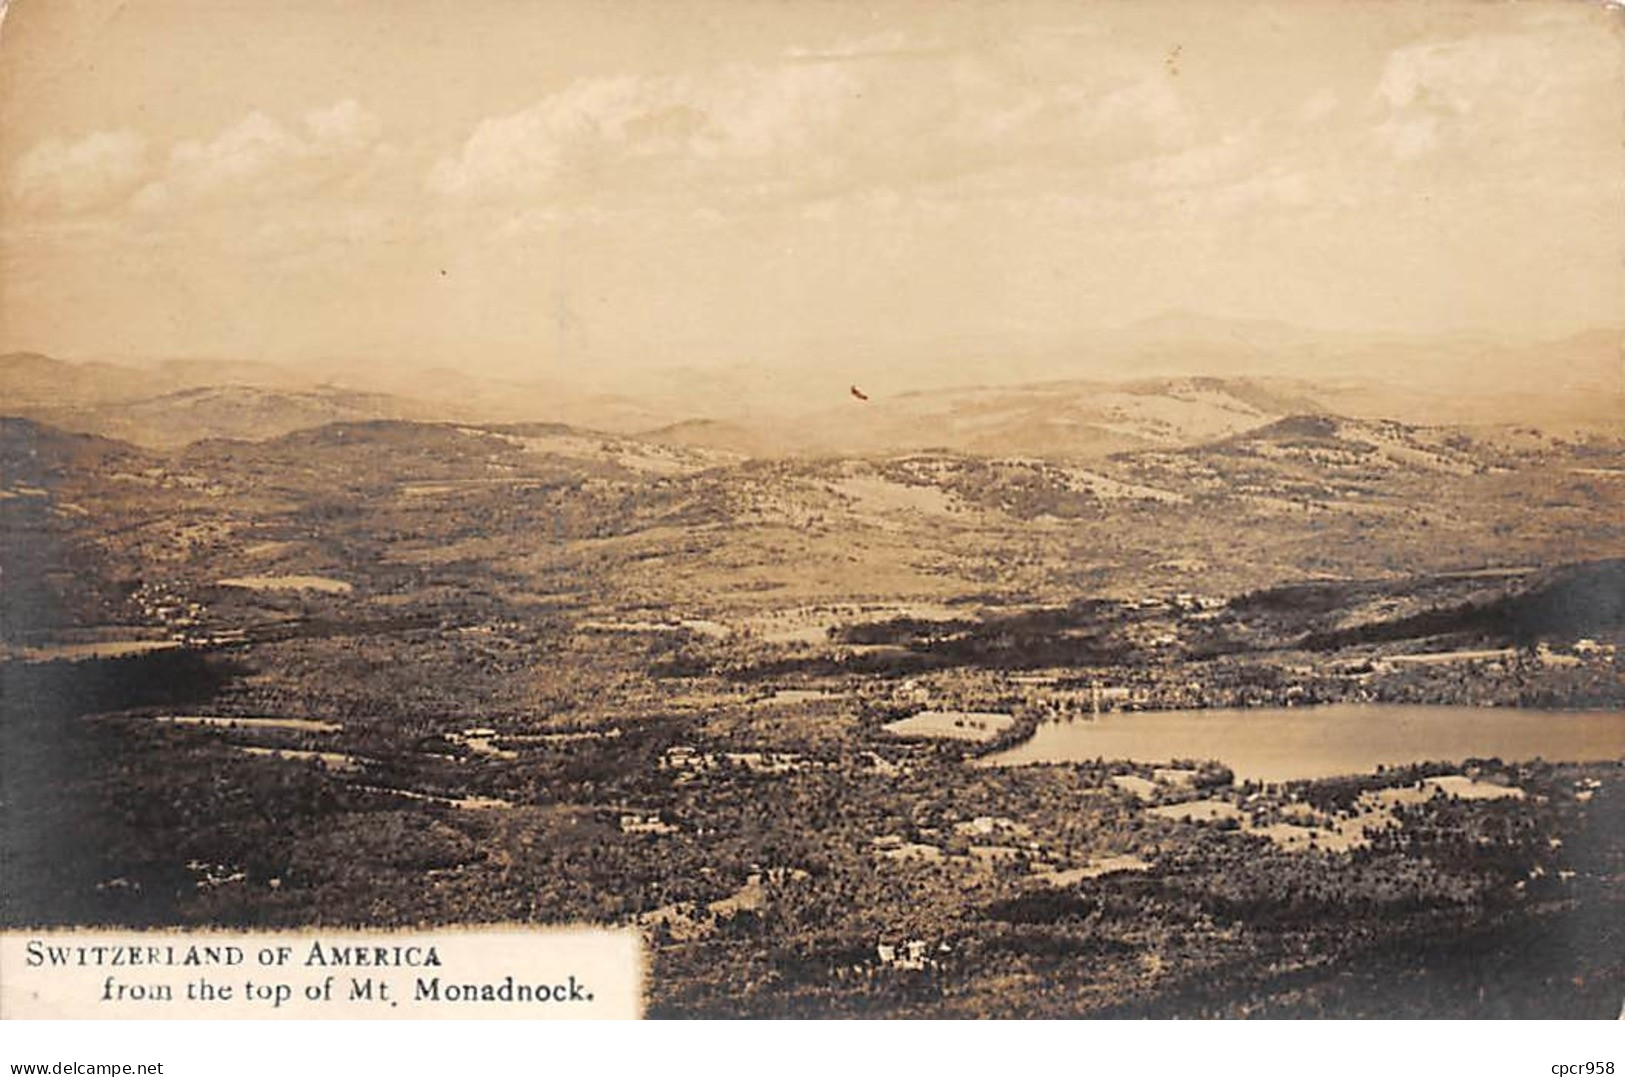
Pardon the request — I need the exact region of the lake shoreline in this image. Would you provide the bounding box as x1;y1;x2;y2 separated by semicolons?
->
979;701;1625;783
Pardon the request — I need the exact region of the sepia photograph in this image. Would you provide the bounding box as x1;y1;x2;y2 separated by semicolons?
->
1;0;1622;1033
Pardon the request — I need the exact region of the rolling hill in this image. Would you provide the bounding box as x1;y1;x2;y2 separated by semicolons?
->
641;376;1330;458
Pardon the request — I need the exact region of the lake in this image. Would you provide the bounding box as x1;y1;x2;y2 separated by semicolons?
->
981;703;1625;782
217;575;352;594
157;716;343;733
15;640;180;662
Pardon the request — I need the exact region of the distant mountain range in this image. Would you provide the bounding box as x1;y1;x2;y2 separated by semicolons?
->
2;316;1616;454
640;376;1333;457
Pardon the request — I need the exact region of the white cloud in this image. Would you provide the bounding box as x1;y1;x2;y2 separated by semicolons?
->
9;100;391;221
166;112;302;192
1375;114;1440;161
136;99;388;211
303;98;380;150
1372;25;1614;163
10;130;149;213
785;30;942;62
1088;79;1188;140
1135;131;1258;191
431;42;1203;227
428;63;859;202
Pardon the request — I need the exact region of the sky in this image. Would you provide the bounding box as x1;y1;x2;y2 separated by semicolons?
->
0;0;1620;384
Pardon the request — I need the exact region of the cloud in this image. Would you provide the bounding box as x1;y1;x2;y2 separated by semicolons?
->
428;63;858;202
969;75;1188;158
135;99;388;211
8;99;391;222
430;38;1205;229
303;99;381;150
785;30;946;62
163;113;303;193
1371;25;1616;165
10;130;149;213
1134;131;1258;192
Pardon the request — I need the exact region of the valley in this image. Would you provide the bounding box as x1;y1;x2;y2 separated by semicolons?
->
2;362;1622;1018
